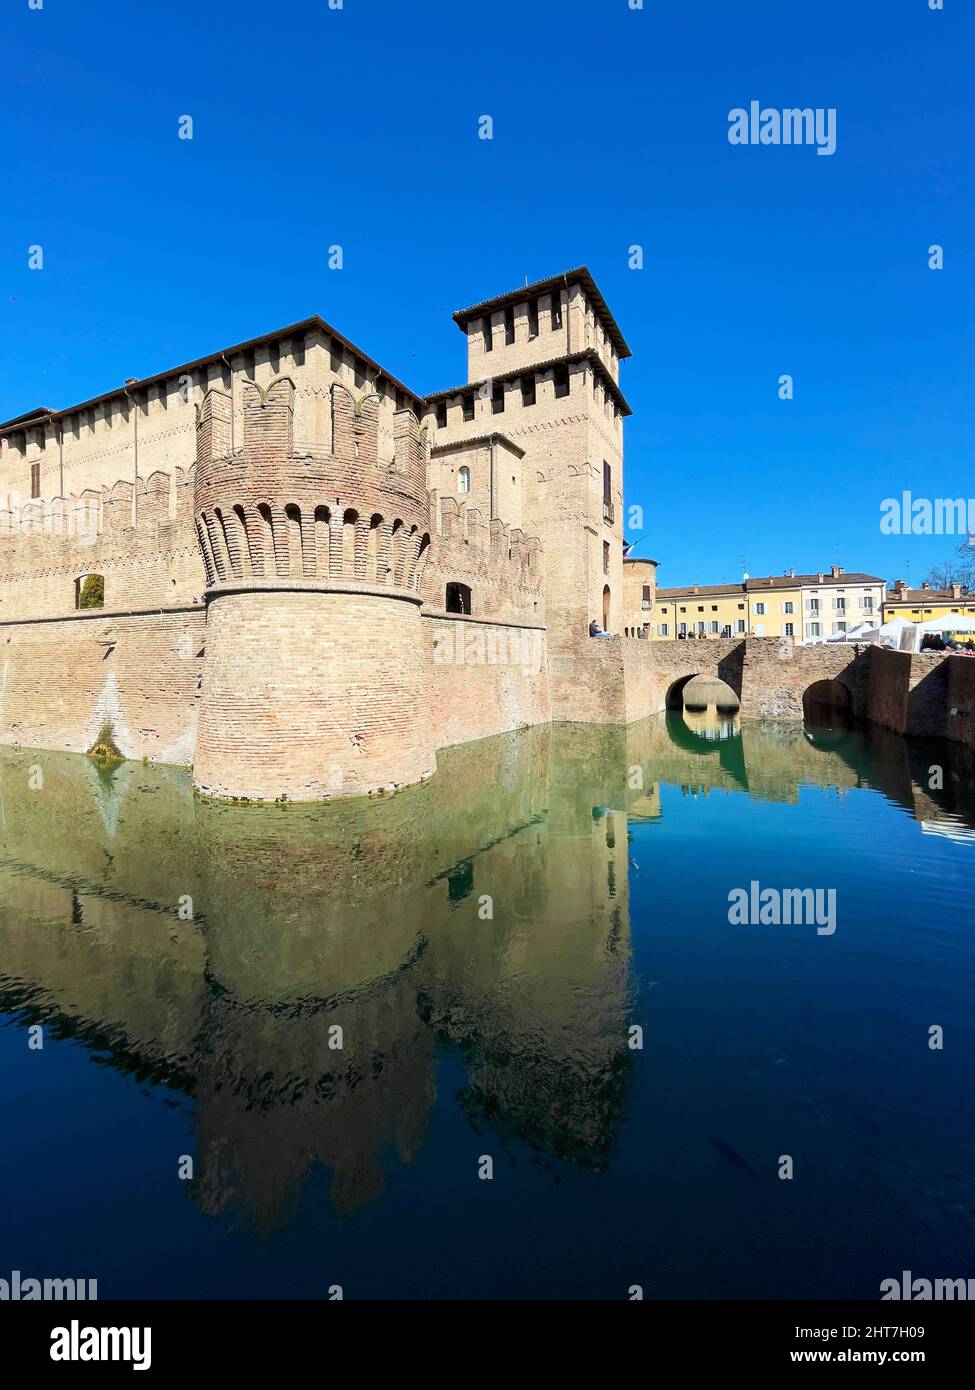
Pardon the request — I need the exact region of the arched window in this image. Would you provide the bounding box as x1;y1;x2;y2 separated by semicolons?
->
76;573;104;609
458;466;471;494
446;582;472;615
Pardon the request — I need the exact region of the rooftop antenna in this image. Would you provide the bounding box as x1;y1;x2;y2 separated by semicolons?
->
739;551;749;581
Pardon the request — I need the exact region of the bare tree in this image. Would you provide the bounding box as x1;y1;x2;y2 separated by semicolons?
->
926;534;975;590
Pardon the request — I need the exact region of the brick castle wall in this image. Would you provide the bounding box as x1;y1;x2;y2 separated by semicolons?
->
0;607;203;763
194;588;435;801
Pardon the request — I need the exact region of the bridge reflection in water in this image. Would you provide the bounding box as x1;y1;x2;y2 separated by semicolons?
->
0;713;973;1235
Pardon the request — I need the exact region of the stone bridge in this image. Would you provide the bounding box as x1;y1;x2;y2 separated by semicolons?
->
554;635;974;746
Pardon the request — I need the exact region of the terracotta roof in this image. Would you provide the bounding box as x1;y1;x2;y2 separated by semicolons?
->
656;582;747;600
0;316;425;437
656;572;885;600
0;407;55;429
429;432;525;459
886;587;973;604
452;267;632;359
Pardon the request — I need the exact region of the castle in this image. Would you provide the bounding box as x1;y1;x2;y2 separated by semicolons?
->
1;268;973;800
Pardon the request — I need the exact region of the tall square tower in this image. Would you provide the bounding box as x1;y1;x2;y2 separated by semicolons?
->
422;268;631;646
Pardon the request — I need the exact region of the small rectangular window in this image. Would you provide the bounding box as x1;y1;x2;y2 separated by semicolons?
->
436;402;447;428
658;623;669;637
550;290;563;330
504;305;515;345
483;317;493;352
808;622;821;636
521;375;535;407
754;602;766;615
492;382;504;414
553;365;570;398
785;622;795;637
462;394;475;422
528;299;539;338
603;540;610;575
30;462;41;498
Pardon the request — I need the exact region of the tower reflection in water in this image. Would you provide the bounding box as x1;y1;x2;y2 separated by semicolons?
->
0;711;972;1233
0;727;635;1228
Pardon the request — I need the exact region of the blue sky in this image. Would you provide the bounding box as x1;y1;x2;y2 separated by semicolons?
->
2;0;971;587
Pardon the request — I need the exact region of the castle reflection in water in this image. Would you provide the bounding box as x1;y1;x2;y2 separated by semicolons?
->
1;712;972;1231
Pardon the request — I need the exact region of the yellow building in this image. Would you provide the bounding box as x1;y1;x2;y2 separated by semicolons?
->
651;567;885;641
884;581;975;629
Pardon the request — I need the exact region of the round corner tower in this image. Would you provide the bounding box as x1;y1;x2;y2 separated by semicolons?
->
192;377;435;801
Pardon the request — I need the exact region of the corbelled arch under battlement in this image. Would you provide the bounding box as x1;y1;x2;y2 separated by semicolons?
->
192;372;438;803
193;377;433;595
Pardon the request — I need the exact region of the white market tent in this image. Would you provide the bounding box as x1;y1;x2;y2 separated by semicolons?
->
914;613;975;635
910;612;975;651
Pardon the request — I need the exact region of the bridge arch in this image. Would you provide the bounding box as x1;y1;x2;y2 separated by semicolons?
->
802;678;853;724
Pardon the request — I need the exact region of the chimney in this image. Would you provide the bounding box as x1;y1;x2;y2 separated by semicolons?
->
831;565;843;578
951;583;962;599
921;581;930;590
789;567;795;578
817;572;824;583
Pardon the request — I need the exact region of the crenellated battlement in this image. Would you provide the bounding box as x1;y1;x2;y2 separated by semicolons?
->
0;465;202;618
193;376;433;594
417;494;544;625
191;374;438;803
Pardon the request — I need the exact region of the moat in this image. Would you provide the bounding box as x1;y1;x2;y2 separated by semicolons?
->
0;714;972;1299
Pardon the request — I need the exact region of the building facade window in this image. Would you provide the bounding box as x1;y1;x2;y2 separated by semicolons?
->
551;290;563;330
491;382;504;414
462;394;475;422
483;318;493;352
808;622;821;636
754;602;766;615
658;623;669;637
785;622;795;636
528;299;539;338
445;582;472;614
458;466;471;494
603;540;610;575
553;365;570;398
504;305;515;344
521;375;535;407
30;462;41;498
75;573;104;609
436;402;447;428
